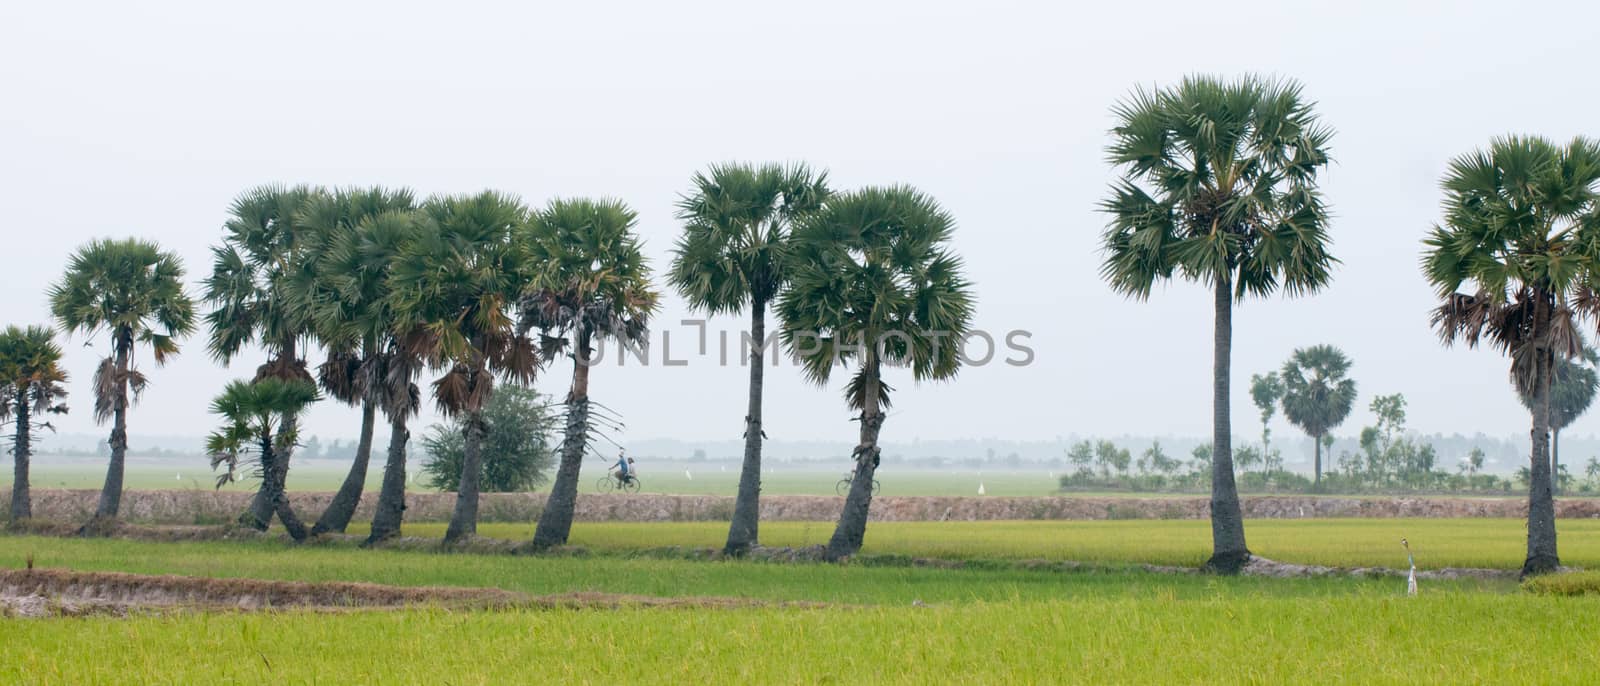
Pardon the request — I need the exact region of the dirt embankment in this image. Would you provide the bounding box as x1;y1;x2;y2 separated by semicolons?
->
5;489;1600;525
0;568;824;617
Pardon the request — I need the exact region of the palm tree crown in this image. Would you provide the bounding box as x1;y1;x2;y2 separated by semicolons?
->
50;238;196;416
521;198;658;355
204;184;322;376
0;325;70;424
1100;75;1335;300
669;162;830;313
1279;345;1357;440
206;378;321;486
779;185;974;409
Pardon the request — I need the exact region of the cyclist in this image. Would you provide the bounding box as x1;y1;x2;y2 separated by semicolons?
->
611;452;637;486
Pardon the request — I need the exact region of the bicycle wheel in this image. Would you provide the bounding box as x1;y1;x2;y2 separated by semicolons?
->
622;478;641;494
871;479;882;495
835;478;852;496
596;475;615;493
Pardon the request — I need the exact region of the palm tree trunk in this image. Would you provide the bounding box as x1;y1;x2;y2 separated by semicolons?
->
10;398;31;522
724;299;767;556
1524;343;1560;577
365;415;411;545
257;429;307;541
1313;431;1323;487
1206;276;1250;574
1551;428;1561;495
92;331;133;525
443;410;487;544
826;360;883;561
532;333;593;549
311;400;377;536
246;342;301;526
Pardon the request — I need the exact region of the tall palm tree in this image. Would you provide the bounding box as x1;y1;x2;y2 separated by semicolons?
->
204;184;322;531
1518;346;1600;492
50;238;196;528
527;198;658;550
288;187;418;536
206;378;320;541
388;191;540;545
779;186;974;561
1423;135;1600;577
1100;75;1335;573
0;326;70;521
669;162;830;556
1278;344;1357;485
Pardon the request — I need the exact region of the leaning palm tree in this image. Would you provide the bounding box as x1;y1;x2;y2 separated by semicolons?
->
206;378;320;541
388;191;540;545
669;162;830;555
1518;345;1600;492
527;198;658;550
1278;344;1357;485
779;186;974;561
1423;135;1600;577
287;187;418;536
50;238;196;529
204;184;322;531
0;326;70;522
1100;75;1335;573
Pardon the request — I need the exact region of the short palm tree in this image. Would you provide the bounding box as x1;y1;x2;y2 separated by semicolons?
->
388;192;540;544
0;326;70;521
206;378;320;541
1518;345;1600;492
288;186;418;536
669;162;830;555
204;184;322;530
1278;344;1357;485
779;186;974;561
1424;136;1600;576
50;238;196;527
526;198;658;550
1100;74;1335;574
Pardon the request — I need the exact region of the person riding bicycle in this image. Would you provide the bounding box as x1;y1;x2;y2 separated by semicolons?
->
611;453;636;485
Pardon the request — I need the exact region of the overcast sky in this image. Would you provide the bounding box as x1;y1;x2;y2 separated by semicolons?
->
4;0;1599;454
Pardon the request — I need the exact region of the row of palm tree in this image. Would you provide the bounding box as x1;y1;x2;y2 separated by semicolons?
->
21;174;972;560
12;72;1595;576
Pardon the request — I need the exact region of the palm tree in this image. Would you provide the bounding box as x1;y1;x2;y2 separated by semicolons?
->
1423;135;1600;577
526;198;658;550
1249;372;1282;460
388;191;540;545
779;186;974;561
49;238;196;528
288;187;418;536
1278;344;1357;485
1099;75;1335;573
1517;346;1600;493
204;184;322;531
669;162;830;555
206;378;320;541
0;326;70;522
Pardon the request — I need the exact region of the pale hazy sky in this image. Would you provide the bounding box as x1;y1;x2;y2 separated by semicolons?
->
4;0;1599;452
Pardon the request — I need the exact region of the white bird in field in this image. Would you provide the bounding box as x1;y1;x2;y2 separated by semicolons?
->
1402;538;1418;596
977;482;986;496
685;469;693;480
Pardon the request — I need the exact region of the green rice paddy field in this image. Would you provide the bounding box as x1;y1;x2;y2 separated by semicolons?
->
3;518;1600;683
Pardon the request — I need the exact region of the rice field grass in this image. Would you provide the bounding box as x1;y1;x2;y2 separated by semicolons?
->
3;595;1597;683
3;521;1595;684
347;518;1600;571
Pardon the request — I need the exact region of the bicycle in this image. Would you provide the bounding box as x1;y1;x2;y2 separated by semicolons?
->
597;472;642;494
835;472;881;496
